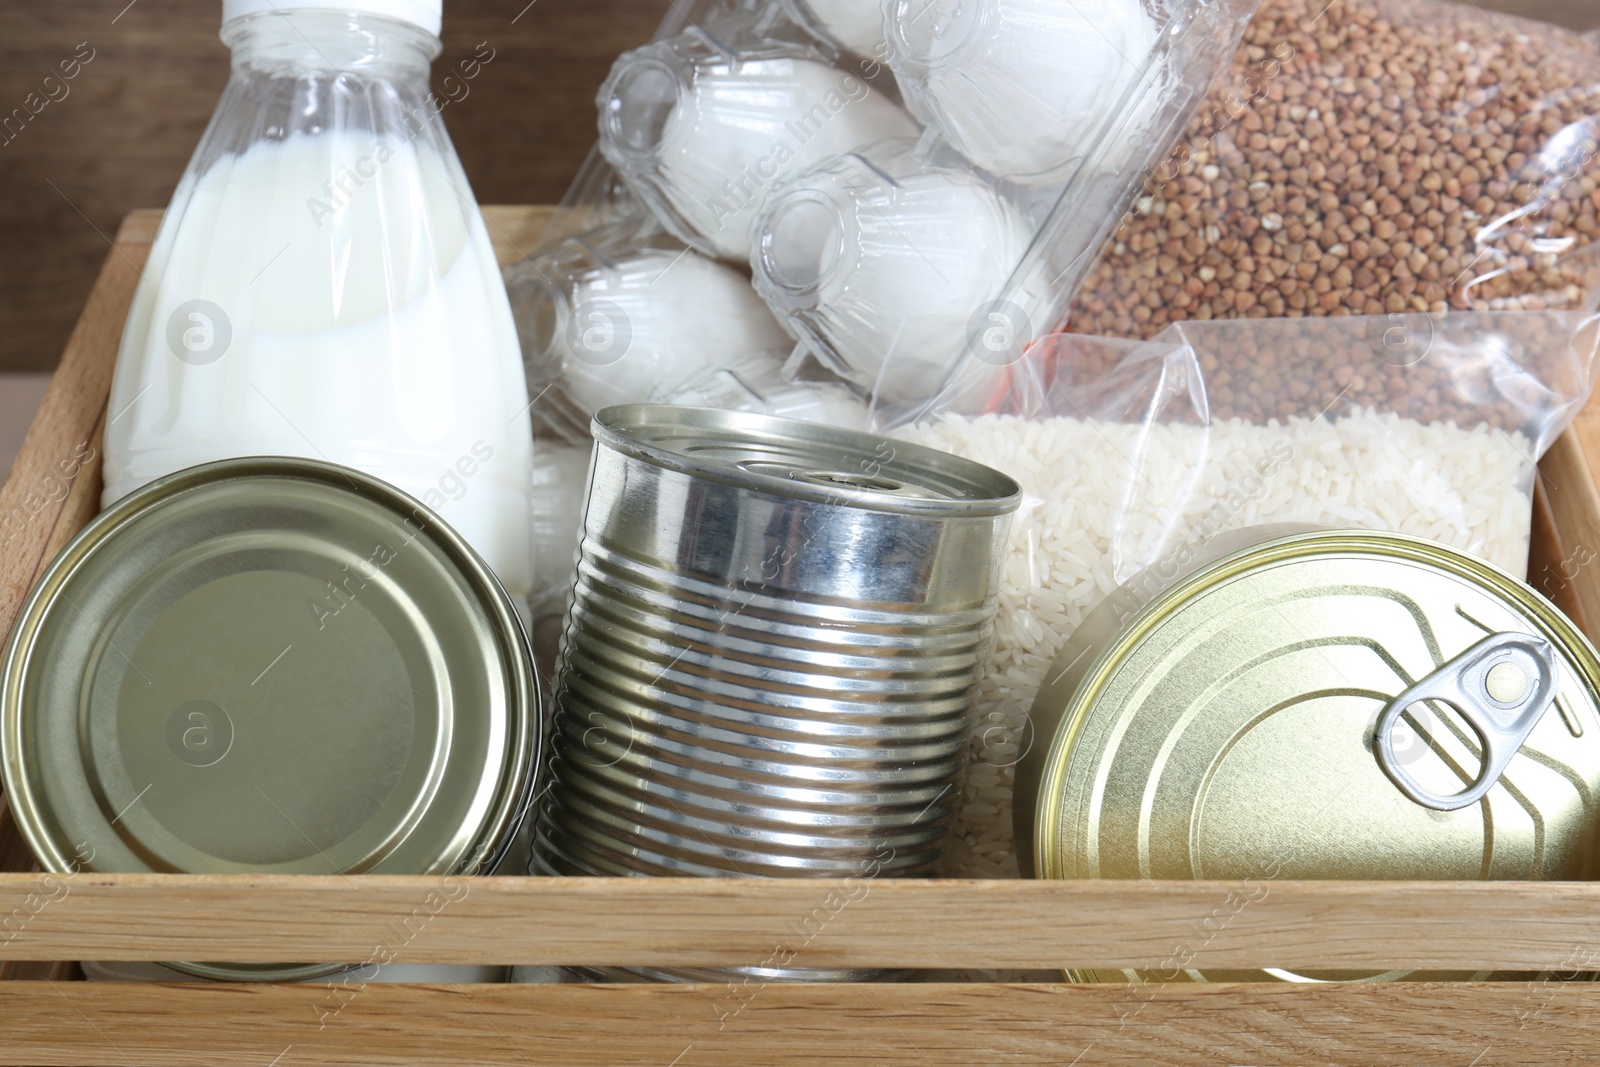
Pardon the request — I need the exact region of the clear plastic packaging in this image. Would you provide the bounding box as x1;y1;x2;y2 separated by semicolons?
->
900;310;1600;880
781;0;888;57
102;6;536;600
596;19;918;260
663;349;873;428
524;0;1257;422
1070;0;1600;342
885;0;1163;185
504;223;791;443
763;0;1257;420
751;137;1042;408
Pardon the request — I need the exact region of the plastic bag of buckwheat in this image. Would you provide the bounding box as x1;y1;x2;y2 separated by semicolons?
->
1071;0;1600;342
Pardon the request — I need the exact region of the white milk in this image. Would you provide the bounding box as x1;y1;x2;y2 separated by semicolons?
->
104;130;536;600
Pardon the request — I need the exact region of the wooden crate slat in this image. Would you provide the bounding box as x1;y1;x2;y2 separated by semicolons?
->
0;980;1595;1067
1531;477;1592;637
1541;429;1600;641
114;210;164;247
478;204;560;265
0;231;146;655
4;874;1600;971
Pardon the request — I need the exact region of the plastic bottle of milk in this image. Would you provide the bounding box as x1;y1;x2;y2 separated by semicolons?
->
103;0;536;603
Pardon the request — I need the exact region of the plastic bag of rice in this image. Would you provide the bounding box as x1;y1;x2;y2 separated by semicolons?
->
903;318;1595;879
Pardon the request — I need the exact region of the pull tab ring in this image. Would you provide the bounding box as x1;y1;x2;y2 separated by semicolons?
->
1375;632;1558;812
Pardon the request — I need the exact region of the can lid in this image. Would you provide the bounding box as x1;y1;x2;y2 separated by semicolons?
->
1021;529;1600;982
593;405;1021;518
0;458;537;982
222;0;442;37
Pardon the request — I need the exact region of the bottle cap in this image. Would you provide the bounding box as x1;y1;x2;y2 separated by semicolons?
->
222;0;443;37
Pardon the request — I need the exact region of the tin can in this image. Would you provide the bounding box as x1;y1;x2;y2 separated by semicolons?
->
533;406;1019;981
1;458;540;982
1018;525;1600;984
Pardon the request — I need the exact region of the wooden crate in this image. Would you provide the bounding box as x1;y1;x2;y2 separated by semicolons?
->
5;209;1600;1067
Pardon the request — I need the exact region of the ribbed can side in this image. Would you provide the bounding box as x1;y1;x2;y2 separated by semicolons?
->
531;406;1020;983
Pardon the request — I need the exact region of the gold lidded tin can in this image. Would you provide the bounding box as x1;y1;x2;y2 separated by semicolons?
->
0;458;539;982
1018;525;1600;983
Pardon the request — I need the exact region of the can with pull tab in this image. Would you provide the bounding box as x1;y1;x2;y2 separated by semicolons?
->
1375;631;1561;814
1018;525;1600;984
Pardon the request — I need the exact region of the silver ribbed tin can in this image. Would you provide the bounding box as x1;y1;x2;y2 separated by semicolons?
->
532;405;1018;980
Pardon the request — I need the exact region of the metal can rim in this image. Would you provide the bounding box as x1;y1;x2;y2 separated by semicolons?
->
0;457;540;983
592;404;1022;518
1025;528;1600;882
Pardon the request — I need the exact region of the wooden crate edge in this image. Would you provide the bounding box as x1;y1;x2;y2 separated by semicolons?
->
0;980;1596;1067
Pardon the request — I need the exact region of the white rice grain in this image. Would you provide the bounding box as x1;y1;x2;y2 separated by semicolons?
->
901;411;1534;879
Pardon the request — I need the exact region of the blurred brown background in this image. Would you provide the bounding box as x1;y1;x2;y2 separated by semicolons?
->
0;0;1596;375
